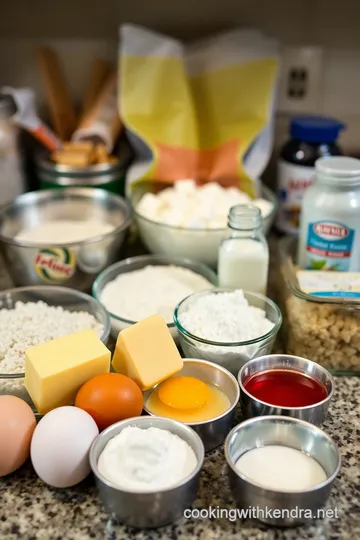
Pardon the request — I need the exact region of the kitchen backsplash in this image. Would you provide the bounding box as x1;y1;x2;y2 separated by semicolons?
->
0;0;359;153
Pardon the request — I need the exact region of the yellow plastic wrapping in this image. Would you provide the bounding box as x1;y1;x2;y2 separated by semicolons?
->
119;25;280;197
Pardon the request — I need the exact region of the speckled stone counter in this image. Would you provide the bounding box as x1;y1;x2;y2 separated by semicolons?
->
0;253;360;539
0;377;359;540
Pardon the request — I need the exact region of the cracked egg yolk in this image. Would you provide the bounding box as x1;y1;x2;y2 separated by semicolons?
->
158;376;209;410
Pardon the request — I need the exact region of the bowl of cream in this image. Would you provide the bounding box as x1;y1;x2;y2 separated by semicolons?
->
90;415;205;528
225;415;341;527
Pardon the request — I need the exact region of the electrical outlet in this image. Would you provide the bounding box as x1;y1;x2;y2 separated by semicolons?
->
277;47;324;114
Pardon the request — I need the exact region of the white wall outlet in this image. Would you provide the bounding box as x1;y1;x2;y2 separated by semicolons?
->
277;46;324;114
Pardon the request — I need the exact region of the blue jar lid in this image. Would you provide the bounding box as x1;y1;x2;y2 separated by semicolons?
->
290;116;345;144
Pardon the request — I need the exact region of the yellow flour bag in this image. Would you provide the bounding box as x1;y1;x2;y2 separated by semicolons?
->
119;25;279;198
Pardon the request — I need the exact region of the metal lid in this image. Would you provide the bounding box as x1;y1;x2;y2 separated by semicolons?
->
0;94;17;119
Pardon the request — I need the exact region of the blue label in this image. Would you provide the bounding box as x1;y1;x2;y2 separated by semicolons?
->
305;220;355;271
309;291;360;298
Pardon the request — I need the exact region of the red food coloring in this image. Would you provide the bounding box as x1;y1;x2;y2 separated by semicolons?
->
243;369;328;407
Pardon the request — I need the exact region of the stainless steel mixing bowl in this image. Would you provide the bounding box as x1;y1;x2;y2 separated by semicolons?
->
0;188;131;291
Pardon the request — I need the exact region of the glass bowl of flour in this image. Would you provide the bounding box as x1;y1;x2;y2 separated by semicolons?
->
174;289;282;376
0;187;131;291
93;255;217;340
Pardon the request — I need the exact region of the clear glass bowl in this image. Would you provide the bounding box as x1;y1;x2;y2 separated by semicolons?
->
130;182;278;268
174;289;282;376
93;255;218;340
0;285;111;414
278;236;360;375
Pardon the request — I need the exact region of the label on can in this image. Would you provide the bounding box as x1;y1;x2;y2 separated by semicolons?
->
305;220;355;271
34;248;76;282
276;160;315;234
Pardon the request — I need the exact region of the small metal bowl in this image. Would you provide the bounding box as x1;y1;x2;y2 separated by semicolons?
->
90;416;205;528
238;354;334;426
0;187;131;291
144;359;240;452
93;255;217;340
225;416;341;526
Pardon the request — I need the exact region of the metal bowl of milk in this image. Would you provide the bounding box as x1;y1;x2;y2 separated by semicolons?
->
225;416;341;527
0;187;131;291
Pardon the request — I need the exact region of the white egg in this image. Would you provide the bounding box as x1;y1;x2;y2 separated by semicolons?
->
30;406;99;488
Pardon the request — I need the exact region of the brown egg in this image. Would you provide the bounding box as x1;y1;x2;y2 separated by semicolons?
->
0;396;37;477
75;373;144;431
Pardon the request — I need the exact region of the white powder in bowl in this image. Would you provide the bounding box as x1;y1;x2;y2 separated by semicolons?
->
15;219;115;244
97;426;198;491
100;265;213;323
178;289;274;342
177;290;276;375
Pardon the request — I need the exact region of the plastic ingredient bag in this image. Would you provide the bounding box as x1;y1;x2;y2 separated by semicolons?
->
119;25;280;198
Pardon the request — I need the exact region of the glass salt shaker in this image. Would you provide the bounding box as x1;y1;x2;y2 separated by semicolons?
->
218;204;269;295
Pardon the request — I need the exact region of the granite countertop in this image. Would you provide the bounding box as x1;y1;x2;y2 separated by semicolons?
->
0;377;359;540
0;255;360;539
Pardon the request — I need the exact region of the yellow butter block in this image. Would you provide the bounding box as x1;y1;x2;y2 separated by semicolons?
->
112;315;183;391
24;329;110;415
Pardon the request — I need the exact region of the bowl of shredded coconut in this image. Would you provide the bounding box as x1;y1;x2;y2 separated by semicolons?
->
0;187;131;291
131;180;277;268
174;289;282;376
0;285;110;407
93;255;217;340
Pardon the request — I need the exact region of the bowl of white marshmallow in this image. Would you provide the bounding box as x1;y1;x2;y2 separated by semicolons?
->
131;180;277;268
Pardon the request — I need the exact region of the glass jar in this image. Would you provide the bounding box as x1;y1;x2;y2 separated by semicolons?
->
277;115;344;235
278;237;360;375
218;204;269;294
0;94;24;205
298;156;360;272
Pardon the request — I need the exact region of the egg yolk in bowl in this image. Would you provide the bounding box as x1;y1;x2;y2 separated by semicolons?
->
146;376;230;422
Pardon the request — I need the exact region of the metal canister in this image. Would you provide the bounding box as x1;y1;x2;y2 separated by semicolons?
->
36;147;131;196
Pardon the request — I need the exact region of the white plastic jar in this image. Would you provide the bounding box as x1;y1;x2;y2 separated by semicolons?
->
298;156;360;271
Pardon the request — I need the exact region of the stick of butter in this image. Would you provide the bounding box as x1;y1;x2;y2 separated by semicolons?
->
112;315;183;391
24;329;110;415
296;270;360;299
